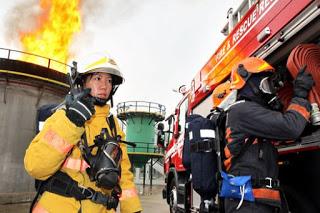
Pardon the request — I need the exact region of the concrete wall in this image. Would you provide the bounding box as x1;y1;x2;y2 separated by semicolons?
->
0;80;65;195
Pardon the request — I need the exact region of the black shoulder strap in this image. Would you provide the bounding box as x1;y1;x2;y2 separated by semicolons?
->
211;109;227;173
80;132;92;160
106;114;117;138
79;114;118;162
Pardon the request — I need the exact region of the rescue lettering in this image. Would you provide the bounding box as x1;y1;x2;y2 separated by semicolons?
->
232;0;276;45
233;9;257;44
211;0;278;74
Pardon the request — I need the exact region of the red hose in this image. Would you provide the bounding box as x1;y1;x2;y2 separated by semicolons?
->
287;44;320;105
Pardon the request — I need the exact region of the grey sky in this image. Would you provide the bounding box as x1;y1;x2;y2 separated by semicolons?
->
0;0;240;117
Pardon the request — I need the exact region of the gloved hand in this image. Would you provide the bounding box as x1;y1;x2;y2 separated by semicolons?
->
293;66;314;99
65;88;95;127
105;194;119;210
104;186;121;210
90;190;119;211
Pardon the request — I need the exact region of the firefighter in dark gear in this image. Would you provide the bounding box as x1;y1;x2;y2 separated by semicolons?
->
224;57;314;213
24;53;142;213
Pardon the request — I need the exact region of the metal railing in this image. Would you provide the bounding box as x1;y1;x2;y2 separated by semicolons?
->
117;101;166;118
0;47;72;73
128;140;164;155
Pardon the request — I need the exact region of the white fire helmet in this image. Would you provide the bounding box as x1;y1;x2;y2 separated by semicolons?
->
78;52;124;86
76;52;124;106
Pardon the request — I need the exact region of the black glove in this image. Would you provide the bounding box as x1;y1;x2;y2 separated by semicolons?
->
90;190;119;211
104;194;119;210
104;186;121;210
65;88;95;127
293;66;314;99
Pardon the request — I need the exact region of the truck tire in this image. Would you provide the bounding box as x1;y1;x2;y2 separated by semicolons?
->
169;178;178;213
282;185;317;213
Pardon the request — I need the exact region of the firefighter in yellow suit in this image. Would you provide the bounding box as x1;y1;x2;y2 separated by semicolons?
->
24;52;142;213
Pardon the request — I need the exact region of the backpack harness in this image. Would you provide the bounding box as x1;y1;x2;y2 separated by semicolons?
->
30;114;120;212
183;104;281;211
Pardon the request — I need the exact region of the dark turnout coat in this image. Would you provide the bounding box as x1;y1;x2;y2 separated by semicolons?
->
224;97;311;207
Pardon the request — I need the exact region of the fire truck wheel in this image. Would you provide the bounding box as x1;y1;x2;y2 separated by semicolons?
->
169;178;178;213
282;185;317;213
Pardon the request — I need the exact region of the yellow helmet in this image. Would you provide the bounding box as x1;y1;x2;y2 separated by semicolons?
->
78;52;124;85
230;57;274;90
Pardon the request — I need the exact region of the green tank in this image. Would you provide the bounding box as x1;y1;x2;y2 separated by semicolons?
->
117;101;165;168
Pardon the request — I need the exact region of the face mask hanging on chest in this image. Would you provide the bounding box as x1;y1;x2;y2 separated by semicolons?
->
80;128;123;190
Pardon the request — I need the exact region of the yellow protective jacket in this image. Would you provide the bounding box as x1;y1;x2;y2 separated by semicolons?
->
24;104;142;213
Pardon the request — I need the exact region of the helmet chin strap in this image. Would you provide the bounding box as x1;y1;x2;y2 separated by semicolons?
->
93;97;108;106
93;95;114;107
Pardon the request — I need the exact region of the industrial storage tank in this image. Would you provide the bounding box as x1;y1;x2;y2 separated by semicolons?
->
0;48;69;202
117;101;165;168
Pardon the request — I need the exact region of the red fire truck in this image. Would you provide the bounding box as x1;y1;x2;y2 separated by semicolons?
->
160;0;320;212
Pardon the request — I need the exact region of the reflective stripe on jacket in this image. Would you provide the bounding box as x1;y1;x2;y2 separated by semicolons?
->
24;104;142;213
223;97;311;206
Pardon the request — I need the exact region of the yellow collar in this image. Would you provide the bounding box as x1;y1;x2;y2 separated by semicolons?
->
93;104;111;117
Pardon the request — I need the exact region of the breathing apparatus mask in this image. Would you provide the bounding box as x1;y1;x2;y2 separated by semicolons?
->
240;74;283;111
259;71;285;111
81;128;122;190
236;64;284;111
80;116;136;190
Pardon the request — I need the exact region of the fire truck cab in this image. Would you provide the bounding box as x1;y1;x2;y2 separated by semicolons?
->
161;0;320;212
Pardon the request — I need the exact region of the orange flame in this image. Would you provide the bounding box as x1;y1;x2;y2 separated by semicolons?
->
19;0;81;73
